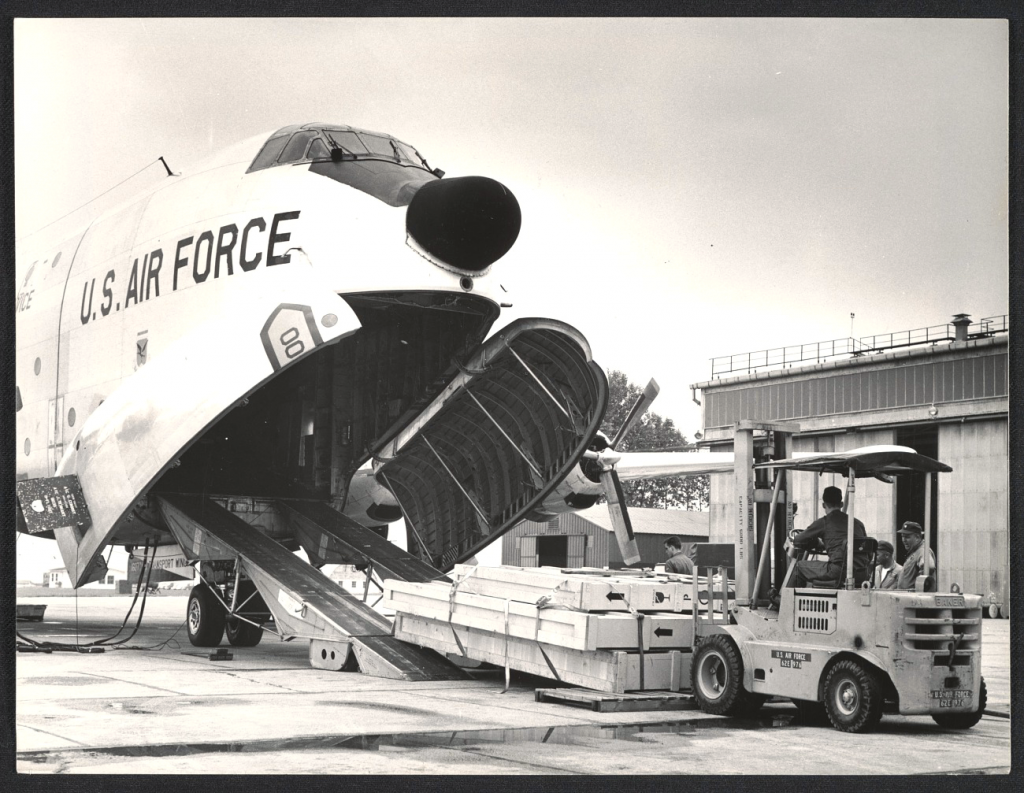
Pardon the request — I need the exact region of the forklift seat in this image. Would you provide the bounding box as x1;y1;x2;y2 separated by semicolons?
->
807;537;877;589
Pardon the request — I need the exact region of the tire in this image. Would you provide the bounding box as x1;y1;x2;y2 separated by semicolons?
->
226;617;263;647
932;677;987;729
691;634;756;716
793;698;828;726
187;583;226;647
225;581;265;647
823;659;884;733
985;604;1000;619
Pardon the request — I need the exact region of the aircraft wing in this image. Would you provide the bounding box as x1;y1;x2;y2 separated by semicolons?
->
756;445;952;476
53;259;360;587
612;451;736;481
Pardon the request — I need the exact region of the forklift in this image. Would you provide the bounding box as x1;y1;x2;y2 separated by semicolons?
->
690;423;986;733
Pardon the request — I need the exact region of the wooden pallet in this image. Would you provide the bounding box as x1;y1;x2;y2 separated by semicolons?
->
535;687;697;713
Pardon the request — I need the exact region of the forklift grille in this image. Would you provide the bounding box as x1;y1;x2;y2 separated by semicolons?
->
902;607;982;654
794;595;836;634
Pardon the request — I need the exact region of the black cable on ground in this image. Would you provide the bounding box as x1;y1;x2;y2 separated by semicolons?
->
16;542;156;652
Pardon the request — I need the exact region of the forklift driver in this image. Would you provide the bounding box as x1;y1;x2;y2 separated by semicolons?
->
786;485;870;588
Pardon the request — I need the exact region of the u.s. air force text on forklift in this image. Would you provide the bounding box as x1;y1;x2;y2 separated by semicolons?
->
687;421;984;733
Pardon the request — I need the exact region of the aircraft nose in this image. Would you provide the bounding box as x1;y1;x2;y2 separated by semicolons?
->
405;176;521;272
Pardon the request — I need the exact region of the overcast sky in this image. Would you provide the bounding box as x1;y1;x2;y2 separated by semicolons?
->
14;18;1008;576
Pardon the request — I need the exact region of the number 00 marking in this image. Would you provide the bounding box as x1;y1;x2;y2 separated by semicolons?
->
260;304;324;372
280;327;305;359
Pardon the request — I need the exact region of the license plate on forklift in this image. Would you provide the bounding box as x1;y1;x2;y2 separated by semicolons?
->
930;690;972;708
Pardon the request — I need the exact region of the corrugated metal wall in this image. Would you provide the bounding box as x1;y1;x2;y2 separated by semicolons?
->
705;350;1007;429
939;419;1008;606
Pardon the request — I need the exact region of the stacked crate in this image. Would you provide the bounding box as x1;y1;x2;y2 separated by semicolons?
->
385;565;731;693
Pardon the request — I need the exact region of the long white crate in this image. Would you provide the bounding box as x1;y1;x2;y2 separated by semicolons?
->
385;579;694;651
393;611;691;693
450;564;731;613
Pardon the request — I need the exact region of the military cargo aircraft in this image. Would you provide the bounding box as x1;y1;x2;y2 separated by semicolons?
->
15;123;732;675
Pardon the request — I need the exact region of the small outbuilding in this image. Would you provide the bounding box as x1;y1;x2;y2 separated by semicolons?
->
502;506;710;570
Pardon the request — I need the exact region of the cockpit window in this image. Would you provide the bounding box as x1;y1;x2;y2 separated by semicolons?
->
323;130;368;157
250;135;290;171
358;134;398;159
307;138;330;160
280;130;318;163
247;124;436;177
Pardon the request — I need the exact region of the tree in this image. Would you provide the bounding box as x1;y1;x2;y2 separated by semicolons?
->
600;370;710;511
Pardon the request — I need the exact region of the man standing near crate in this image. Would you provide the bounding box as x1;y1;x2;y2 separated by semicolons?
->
663;536;694;574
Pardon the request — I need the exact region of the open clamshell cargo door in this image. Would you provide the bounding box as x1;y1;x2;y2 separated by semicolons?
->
53;263;360;587
374;318;608;571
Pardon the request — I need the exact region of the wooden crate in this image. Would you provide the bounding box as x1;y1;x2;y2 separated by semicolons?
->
385;580;694;650
394;611;690;693
451;564;730;614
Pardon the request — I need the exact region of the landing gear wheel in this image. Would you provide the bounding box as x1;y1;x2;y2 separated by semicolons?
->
226;617;263;647
985;604;1001;619
824;659;883;733
225;581;265;647
691;634;757;716
187;583;226;647
932;677;987;729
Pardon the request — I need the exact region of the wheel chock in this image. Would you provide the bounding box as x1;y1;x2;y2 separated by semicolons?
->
209;648;234;661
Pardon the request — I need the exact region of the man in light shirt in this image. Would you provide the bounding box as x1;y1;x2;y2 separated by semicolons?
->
872;540;902;589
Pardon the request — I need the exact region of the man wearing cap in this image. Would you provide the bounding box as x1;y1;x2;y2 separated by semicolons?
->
872;540;902;590
895;521;936;590
786;485;870;588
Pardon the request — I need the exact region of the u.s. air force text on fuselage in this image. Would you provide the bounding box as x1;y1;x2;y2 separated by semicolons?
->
75;211;301;325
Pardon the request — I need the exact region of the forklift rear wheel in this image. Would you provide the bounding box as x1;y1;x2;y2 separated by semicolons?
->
187;583;226;647
932;677;987;729
823;659;883;733
692;635;756;716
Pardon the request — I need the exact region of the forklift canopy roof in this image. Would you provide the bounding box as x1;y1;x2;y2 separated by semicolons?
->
754;445;952;477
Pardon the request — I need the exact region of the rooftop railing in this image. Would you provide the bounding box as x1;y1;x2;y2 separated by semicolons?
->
709;315;1008;379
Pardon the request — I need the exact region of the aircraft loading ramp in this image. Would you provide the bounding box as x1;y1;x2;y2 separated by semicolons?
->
157;494;465;682
278;499;448;584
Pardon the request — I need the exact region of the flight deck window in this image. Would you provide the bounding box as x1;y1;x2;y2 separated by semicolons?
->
359;134;399;159
307;138;330;160
395;141;426;167
325;130;369;156
280;131;318;163
250;135;290;171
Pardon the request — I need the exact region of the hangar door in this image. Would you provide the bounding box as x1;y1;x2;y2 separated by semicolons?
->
521;534;586;568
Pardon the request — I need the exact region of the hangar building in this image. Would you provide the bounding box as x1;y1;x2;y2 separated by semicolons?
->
690;313;1009;615
502;506;710;569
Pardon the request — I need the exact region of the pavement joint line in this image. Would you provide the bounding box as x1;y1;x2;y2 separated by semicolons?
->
73;670;188;695
16;724;88;747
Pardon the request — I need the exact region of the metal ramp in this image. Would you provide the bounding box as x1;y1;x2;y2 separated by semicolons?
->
157;494;465;681
278;500;449;584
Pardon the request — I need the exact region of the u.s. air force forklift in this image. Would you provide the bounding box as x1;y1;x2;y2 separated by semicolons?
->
689;423;986;733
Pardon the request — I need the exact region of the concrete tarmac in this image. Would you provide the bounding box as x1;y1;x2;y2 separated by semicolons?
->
15;595;1012;775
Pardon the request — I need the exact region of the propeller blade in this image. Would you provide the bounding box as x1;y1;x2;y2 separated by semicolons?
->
599;469;640;566
609;378;659;449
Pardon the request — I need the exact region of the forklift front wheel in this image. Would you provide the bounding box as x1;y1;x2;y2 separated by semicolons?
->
691;635;752;716
823;659;883;733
